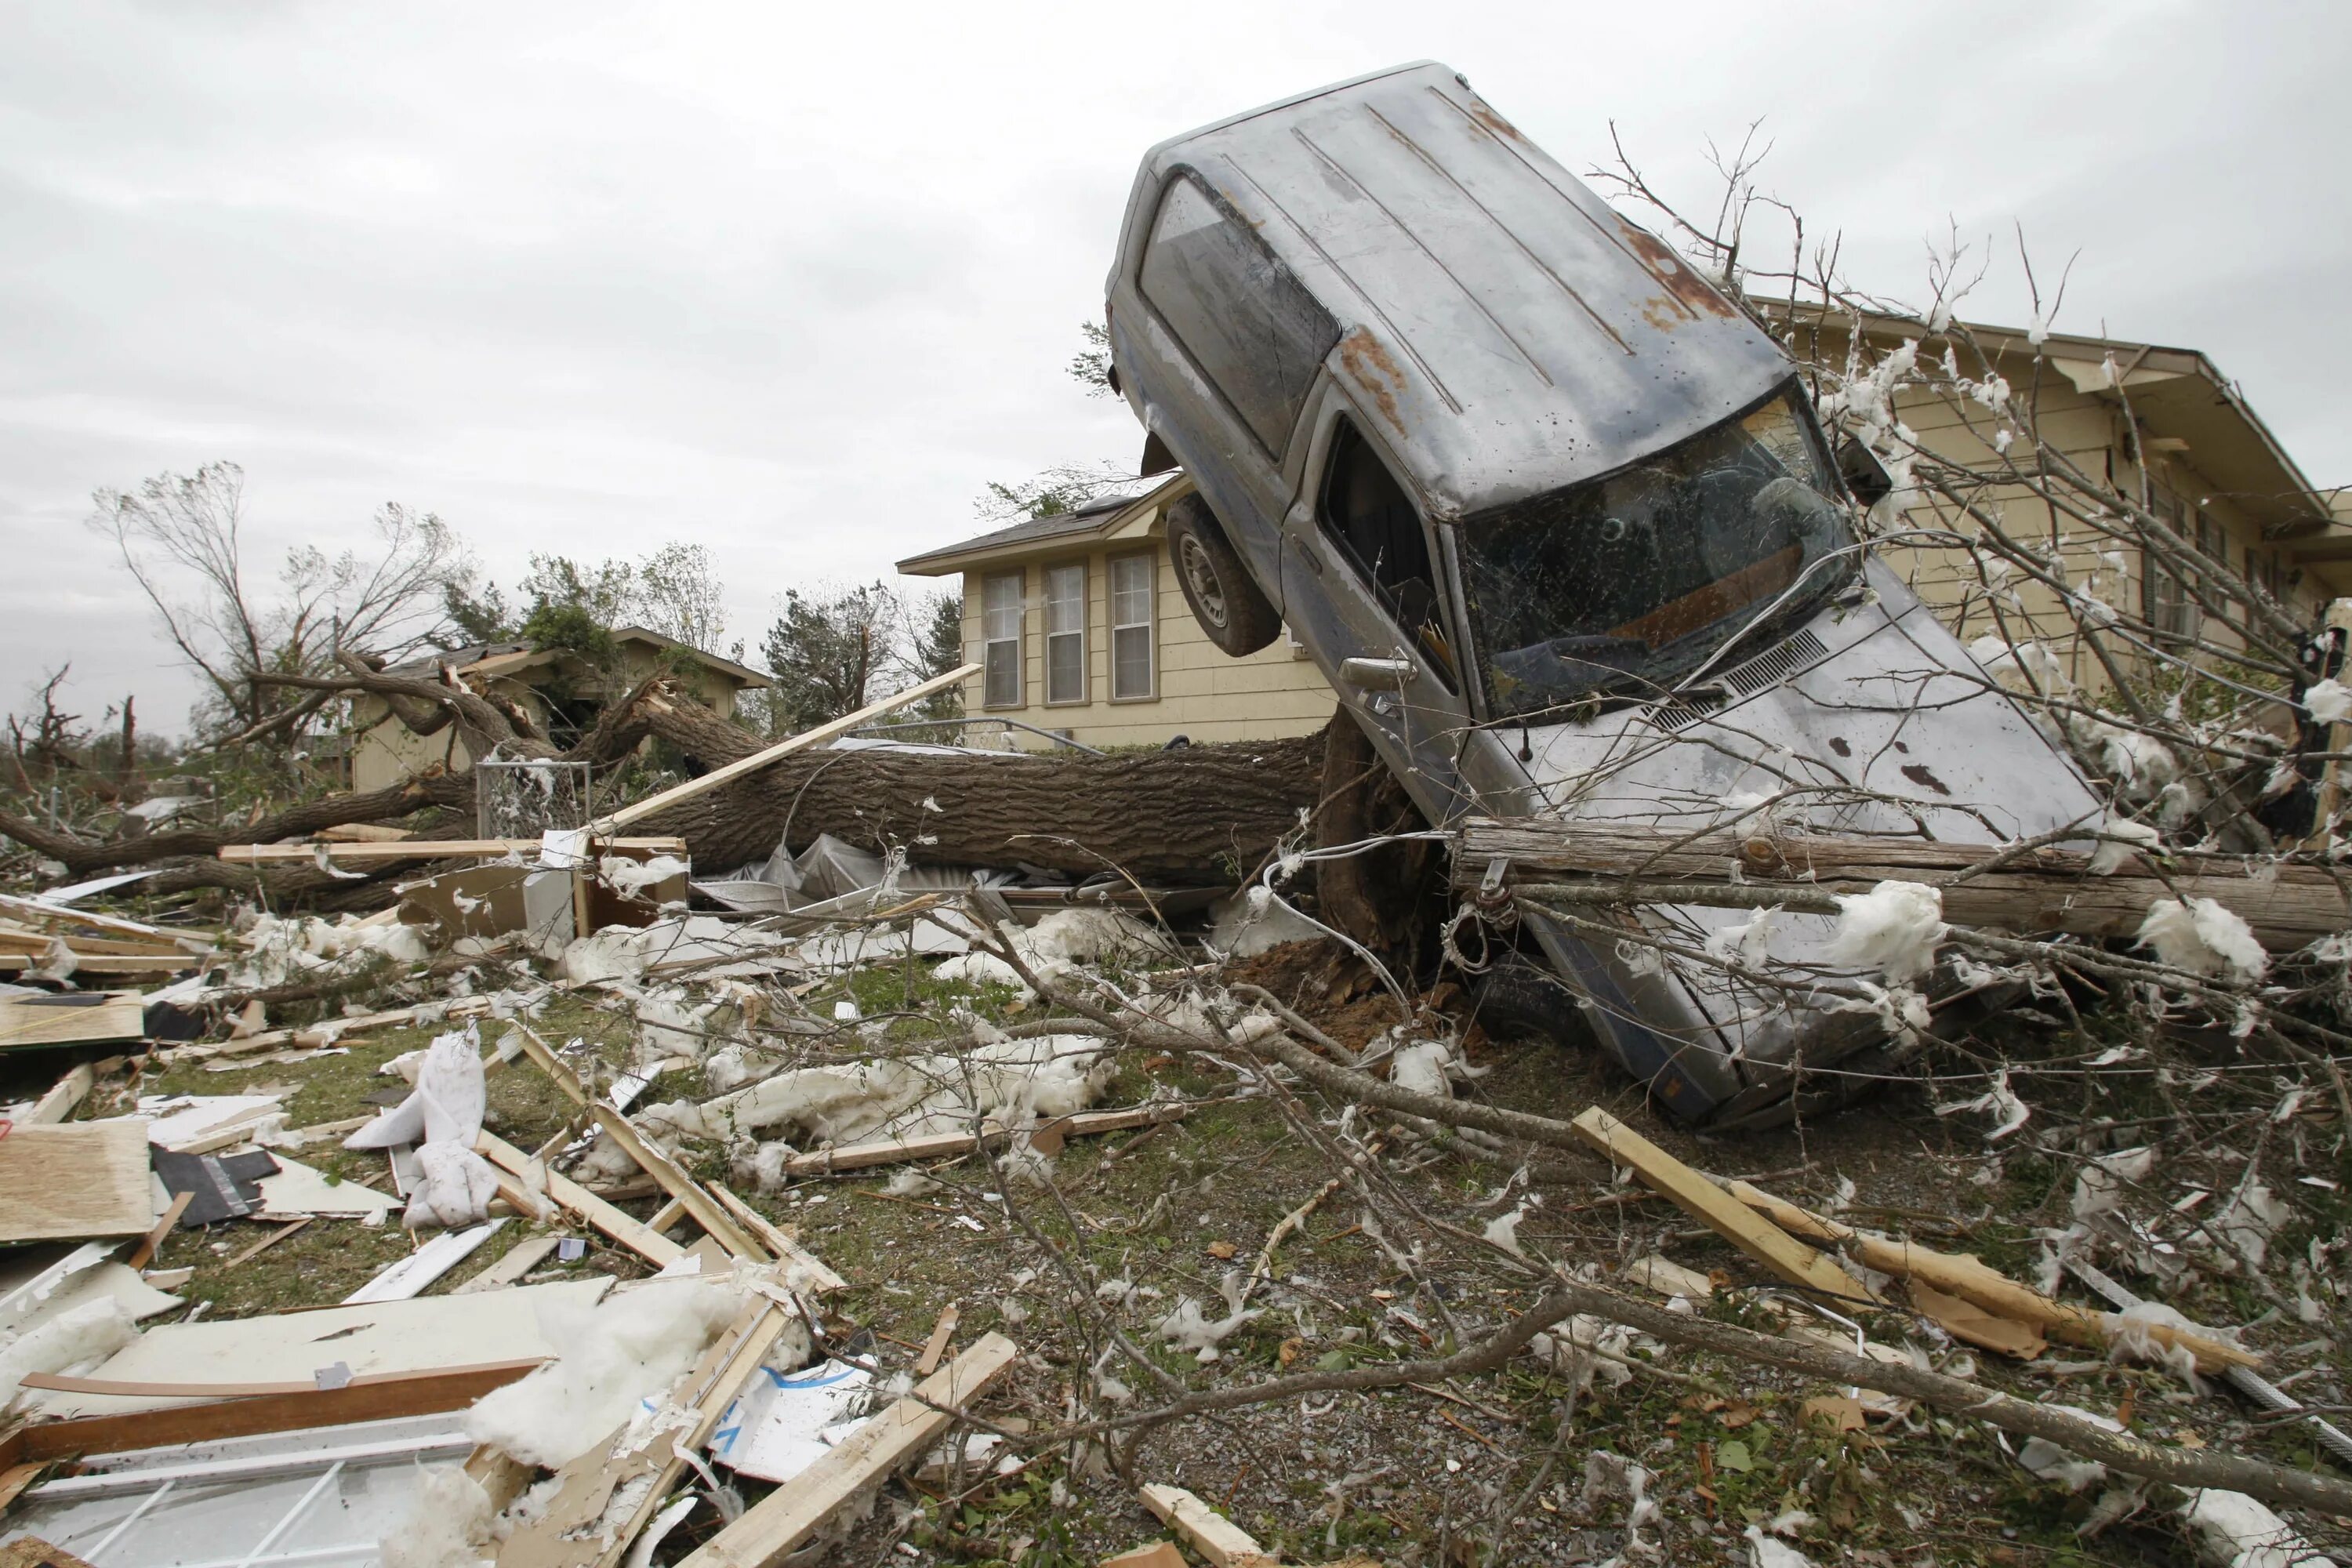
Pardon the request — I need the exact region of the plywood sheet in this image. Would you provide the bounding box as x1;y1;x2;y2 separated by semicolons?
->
27;1276;612;1418
0;993;145;1051
0;1122;155;1244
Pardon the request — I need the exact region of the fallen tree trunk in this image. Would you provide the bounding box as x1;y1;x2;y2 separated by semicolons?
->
1455;817;2352;950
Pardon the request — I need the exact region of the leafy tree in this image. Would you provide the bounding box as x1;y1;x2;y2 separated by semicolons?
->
916;590;966;721
1067;320;1115;397
634;543;727;653
975;460;1136;524
760;582;907;732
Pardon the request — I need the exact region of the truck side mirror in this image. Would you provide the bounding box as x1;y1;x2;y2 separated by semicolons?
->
1835;435;1893;506
1141;430;1178;477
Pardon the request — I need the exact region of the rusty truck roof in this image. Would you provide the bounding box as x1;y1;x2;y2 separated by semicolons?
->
1114;62;1795;518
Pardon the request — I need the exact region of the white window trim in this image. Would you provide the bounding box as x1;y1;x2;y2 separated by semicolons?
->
982;569;1025;710
1042;560;1089;707
1108;550;1159;703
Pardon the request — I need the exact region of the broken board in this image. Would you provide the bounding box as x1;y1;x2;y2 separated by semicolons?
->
0;1121;155;1245
0;993;146;1051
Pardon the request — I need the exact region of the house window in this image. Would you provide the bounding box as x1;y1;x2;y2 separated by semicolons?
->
982;570;1024;708
1109;553;1156;700
1139;173;1339;456
1044;563;1087;705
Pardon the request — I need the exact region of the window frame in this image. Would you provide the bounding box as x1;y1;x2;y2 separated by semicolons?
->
1135;168;1338;462
981;568;1025;710
1042;559;1090;707
1107;550;1159;703
1313;413;1460;695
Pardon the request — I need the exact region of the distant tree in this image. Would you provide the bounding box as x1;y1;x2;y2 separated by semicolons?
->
634;543;728;653
760;582;905;731
915;590;966;721
441;576;514;644
1067;320;1115;397
975;460;1137;524
89;461;472;746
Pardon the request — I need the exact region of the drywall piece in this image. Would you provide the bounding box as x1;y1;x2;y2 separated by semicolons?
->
708;1359;874;1484
0;1121;156;1245
776;1103;1184;1177
1567;1108;1872;1306
0;993;145;1051
138;1094;283;1152
451;1235;562;1294
254;1158;403;1221
0;1248;181;1339
24;1278;610;1419
1136;1485;1281;1568
677;1333;1017;1568
344;1219;504;1304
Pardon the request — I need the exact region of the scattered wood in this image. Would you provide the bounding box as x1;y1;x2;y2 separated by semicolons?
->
1566;1109;1871;1305
0;993;147;1051
779;1103;1187;1178
593;664;978;834
1137;1484;1281;1568
216;836;688;865
1725;1179;2257;1372
0;1535;100;1568
343;1219;504;1304
24;1063;96;1125
0;1120;157;1245
677;1332;1019;1568
1460;816;2352;951
17;1356;547;1399
452;1235;562;1294
1100;1545;1187;1568
125;1191;194;1270
917;1301;960;1376
706;1181;846;1293
474;1129;684;1268
220;1219;311;1269
0;893;176;940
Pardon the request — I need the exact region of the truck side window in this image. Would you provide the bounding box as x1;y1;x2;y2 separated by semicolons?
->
1317;419;1457;691
1138;174;1338;456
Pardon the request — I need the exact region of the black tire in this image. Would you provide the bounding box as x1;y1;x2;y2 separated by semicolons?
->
1475;953;1599;1053
1166;495;1282;657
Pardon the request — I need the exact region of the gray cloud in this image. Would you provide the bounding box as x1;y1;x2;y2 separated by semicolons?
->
4;1;2346;731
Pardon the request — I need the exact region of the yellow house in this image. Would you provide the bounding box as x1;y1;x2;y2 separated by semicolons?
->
350;626;769;792
899;318;2347;748
897;478;1336;749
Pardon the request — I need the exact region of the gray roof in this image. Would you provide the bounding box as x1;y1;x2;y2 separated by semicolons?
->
896;488;1160;575
1123;62;1794;517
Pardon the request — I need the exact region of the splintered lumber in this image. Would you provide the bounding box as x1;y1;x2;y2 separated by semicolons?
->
0;893;174;940
1567;1108;1872;1305
501;1299;797;1568
706;1181;846;1293
0;993;147;1051
474;1129;684;1268
506;1023;764;1260
678;1333;1019;1568
1725;1180;2259;1372
453;1235;562;1294
17;1356;548;1400
0;1120;156;1244
217;836;687;865
779;1104;1188;1177
24;1063;97;1125
1457;817;2352;952
596;663;978;834
125;1191;194;1270
917;1301;960;1376
1137;1485;1281;1568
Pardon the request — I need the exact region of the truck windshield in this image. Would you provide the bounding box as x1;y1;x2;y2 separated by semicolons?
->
1455;387;1856;718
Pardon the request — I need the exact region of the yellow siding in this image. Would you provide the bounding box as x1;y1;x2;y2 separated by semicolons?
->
960;540;1334;750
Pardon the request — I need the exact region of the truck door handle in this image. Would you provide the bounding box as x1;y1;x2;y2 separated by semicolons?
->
1340;655;1418;688
1295;541;1326;576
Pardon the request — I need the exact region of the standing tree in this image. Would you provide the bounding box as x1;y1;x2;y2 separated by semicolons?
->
90;462;471;748
915;588;966;722
633;543;728;653
760;582;908;731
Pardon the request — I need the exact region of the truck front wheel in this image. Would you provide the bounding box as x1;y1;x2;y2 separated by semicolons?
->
1167;495;1283;657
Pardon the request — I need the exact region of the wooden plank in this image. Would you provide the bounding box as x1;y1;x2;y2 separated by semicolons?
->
452;1235;562;1294
1566;1108;1872;1305
0;1121;156;1244
596;663;979;833
706;1182;846;1293
24;1064;96;1126
216;837;687;865
1725;1180;2257;1372
5;1361;542;1464
474;1130;684;1268
506;1022;764;1261
1136;1485;1280;1568
779;1103;1186;1177
222;1218;311;1269
0;893;172;939
916;1302;960;1376
0;1461;48;1515
125;1191;194;1270
677;1332;1018;1568
0;954;192;977
18;1356;546;1400
1458;816;2352;951
0;995;147;1051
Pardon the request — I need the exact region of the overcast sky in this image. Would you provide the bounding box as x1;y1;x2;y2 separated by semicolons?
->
4;1;2347;735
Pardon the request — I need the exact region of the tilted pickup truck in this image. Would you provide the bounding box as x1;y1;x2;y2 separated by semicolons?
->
1101;62;2106;1127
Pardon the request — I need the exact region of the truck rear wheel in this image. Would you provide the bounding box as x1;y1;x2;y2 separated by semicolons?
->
1167;495;1282;657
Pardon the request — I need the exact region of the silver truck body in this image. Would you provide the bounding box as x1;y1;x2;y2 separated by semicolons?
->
1105;62;2103;1123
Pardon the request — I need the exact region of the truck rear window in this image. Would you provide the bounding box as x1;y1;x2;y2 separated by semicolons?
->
1140;174;1338;456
